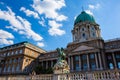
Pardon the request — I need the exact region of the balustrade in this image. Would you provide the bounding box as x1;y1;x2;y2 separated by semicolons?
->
0;70;120;80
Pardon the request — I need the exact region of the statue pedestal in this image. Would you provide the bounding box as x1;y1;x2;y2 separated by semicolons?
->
53;60;70;74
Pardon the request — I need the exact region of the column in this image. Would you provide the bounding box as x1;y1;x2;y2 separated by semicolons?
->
42;61;43;67
46;61;48;69
95;53;99;70
51;60;53;67
79;55;81;71
68;57;70;67
87;54;90;70
98;52;103;70
71;56;74;72
73;34;75;41
112;52;117;69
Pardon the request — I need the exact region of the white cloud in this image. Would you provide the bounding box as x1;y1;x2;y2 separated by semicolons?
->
0;29;14;45
74;15;77;20
0;6;43;42
31;0;67;36
20;7;40;19
89;5;95;9
38;17;46;27
85;10;93;15
48;20;65;36
88;3;100;10
37;42;44;47
86;3;100;16
56;15;67;21
32;0;67;21
6;26;18;31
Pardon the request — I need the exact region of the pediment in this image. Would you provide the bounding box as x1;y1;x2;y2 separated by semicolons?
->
73;45;94;52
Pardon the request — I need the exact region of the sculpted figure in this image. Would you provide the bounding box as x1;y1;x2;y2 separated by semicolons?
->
56;48;66;61
53;47;70;74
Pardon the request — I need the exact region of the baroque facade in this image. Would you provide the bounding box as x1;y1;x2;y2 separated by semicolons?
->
38;11;120;72
0;41;46;75
0;11;120;75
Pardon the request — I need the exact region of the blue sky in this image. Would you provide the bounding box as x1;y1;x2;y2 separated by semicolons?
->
0;0;120;51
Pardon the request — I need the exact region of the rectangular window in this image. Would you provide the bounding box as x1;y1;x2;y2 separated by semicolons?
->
83;63;87;70
4;53;6;56
75;63;79;71
0;68;1;73
82;55;87;60
15;50;18;54
32;52;34;56
7;52;10;56
91;62;96;70
115;54;120;59
109;63;114;69
117;62;120;69
16;64;20;71
13;59;16;63
90;54;94;59
12;66;14;72
75;56;79;61
19;49;23;54
11;51;14;55
74;56;80;71
18;57;22;62
4;67;6;72
10;59;12;63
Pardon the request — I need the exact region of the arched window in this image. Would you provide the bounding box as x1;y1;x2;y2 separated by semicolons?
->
82;28;84;31
82;33;85;37
91;26;95;31
92;32;96;37
82;33;87;40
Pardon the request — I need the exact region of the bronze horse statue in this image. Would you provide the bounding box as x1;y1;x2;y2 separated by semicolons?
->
56;48;66;61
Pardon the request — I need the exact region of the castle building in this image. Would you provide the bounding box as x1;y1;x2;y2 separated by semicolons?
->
38;11;120;72
0;41;46;75
0;11;120;75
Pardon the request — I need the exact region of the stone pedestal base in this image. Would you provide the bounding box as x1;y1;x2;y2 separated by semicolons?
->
54;69;70;74
53;60;70;74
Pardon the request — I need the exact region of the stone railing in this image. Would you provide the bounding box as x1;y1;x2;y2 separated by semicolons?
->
0;74;53;80
0;70;120;80
57;70;120;80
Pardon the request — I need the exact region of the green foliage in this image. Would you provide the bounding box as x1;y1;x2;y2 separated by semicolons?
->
34;65;53;74
46;67;53;74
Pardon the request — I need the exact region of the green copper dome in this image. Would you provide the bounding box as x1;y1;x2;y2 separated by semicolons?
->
74;11;96;25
